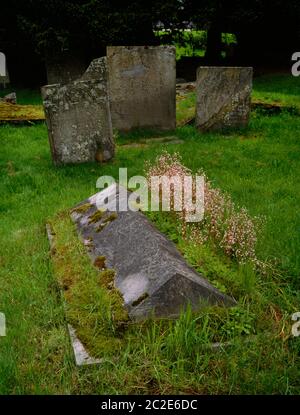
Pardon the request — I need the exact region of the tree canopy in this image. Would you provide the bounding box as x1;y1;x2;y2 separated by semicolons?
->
1;0;299;85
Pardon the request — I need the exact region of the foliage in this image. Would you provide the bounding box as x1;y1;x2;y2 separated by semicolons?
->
1;0;182;54
1;0;299;64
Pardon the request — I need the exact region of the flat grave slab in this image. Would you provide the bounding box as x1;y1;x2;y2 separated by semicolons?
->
70;184;235;321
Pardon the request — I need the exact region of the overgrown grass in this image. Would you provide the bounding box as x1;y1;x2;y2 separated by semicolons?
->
0;73;300;394
49;211;129;358
176;92;196;126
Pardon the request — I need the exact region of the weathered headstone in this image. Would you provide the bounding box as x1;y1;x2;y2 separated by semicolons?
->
70;184;235;321
41;78;114;165
0;92;16;104
0;52;10;88
195;66;253;131
0;52;5;77
81;57;107;82
107;46;176;131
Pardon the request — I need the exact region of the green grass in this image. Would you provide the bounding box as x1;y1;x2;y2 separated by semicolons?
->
0;73;300;394
0;88;43;105
49;211;129;359
176;92;196;125
253;74;300;110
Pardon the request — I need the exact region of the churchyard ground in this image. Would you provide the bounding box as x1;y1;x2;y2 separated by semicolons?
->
0;73;300;394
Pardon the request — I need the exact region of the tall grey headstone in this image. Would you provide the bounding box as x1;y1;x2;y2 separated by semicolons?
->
70;184;235;321
107;46;176;131
0;52;9;88
41;77;114;165
0;52;5;77
195;66;253;131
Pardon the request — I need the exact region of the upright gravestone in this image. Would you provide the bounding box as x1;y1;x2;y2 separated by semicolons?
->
70;184;235;321
41;57;114;165
107;46;176;131
81;57;107;81
0;52;10;88
0;52;5;77
195;66;253;131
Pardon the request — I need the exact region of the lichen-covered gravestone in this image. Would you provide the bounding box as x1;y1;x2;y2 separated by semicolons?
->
195;66;253;131
81;57;108;82
70;184;235;321
42;58;114;165
107;46;176;131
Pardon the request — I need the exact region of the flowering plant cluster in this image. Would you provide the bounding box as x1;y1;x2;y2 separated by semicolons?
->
145;151;261;266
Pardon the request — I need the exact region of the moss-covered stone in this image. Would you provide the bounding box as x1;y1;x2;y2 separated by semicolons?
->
94;256;106;269
96;223;107;233
99;269;115;288
48;208;243;363
71;202;92;215
48;210;129;357
102;212;118;224
0;102;45;122
88;209;105;224
132;292;149;307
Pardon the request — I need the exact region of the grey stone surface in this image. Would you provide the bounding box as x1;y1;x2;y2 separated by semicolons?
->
81;57;107;82
41;78;114;165
195;66;253;131
0;52;5;77
0;52;10;88
68;325;102;366
70;184;235;321
107;46;176;131
1;92;16;104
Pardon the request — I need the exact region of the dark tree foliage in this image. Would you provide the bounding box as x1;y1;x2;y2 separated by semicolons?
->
2;1;182;54
181;0;300;63
2;0;300;57
1;0;300;85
